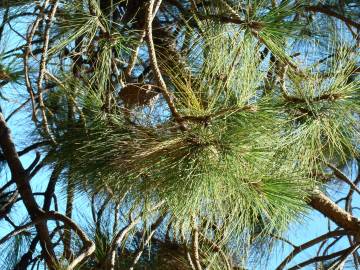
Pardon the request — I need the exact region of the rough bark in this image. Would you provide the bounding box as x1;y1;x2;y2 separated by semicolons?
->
309;189;360;234
0;113;57;269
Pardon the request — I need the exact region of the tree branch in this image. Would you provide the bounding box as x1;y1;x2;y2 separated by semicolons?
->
129;214;165;270
145;0;186;130
44;211;95;270
305;5;360;30
276;229;348;269
309;190;360;233
288;245;357;270
327;163;360;195
0;112;56;269
36;0;58;144
192;216;202;270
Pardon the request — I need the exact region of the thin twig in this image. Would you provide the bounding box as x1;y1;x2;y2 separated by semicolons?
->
109;202;120;270
24;1;49;122
327;243;360;269
181;229;196;270
129;214;165;270
328;163;360;195
276;230;348;269
124;32;146;78
37;0;59;144
221;0;241;19
107;200;165;263
43;211;96;270
125;0;163;79
288;246;356;270
144;0;186;130
305;5;360;30
199;232;232;270
95;194;112;230
192;216;202;270
0;141;49;162
0;190;18;219
0;220;34;245
0;7;10;43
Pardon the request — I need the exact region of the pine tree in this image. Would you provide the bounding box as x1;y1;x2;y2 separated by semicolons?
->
0;0;359;269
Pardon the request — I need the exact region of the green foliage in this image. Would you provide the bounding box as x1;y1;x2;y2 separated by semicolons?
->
0;56;23;85
278;47;360;169
170;32;264;115
43;33;316;255
2;0;359;268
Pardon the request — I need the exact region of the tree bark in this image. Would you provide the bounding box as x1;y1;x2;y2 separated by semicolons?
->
309;189;360;234
0;113;57;269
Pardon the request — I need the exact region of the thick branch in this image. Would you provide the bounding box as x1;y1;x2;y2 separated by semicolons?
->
1;210;95;270
309;190;360;233
0;112;56;268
